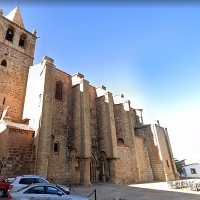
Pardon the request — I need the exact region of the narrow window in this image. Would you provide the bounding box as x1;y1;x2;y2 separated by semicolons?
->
19;34;26;47
54;142;59;152
3;98;5;105
5;28;14;41
166;160;169;167
1;60;7;67
55;82;62;100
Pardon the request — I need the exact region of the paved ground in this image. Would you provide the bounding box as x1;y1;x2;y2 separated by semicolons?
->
3;181;200;200
70;181;200;200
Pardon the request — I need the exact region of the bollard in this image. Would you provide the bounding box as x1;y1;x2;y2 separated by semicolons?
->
87;189;97;199
94;189;97;200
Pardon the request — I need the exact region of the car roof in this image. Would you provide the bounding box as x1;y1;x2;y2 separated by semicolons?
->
24;183;57;187
16;175;46;178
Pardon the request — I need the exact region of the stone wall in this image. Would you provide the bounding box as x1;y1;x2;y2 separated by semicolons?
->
135;136;153;182
0;127;35;175
116;146;135;184
47;69;72;184
152;124;178;181
135;125;166;181
114;103;139;183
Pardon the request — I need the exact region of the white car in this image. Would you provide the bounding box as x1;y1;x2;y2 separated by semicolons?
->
7;183;88;200
8;175;70;194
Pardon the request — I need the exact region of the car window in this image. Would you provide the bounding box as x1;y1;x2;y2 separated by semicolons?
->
19;178;35;184
46;186;61;195
19;178;25;184
4;178;16;183
37;178;48;183
24;186;45;194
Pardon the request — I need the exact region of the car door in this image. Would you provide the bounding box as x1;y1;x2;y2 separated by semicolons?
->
16;178;35;191
25;186;49;200
45;186;65;200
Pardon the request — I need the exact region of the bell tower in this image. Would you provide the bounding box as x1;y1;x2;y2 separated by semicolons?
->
0;7;38;122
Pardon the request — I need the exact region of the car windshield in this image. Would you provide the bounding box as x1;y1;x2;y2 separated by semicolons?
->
45;179;50;183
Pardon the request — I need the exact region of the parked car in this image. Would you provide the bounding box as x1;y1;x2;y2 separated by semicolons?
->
7;183;88;200
8;175;70;194
0;175;16;198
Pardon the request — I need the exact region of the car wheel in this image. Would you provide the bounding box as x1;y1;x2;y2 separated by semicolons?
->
0;189;5;198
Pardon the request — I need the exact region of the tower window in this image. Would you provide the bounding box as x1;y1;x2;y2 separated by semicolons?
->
5;28;14;41
1;60;7;67
54;142;59;152
3;98;5;105
19;34;26;47
55;82;62;100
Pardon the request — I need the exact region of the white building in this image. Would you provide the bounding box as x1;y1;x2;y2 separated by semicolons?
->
180;161;200;178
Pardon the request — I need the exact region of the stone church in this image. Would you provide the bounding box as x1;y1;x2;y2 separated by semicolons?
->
0;7;179;185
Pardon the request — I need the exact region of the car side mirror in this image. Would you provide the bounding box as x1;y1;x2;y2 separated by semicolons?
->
66;191;70;195
57;191;63;196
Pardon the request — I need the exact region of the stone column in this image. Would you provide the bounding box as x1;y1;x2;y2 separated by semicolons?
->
96;86;118;182
80;158;91;186
35;56;55;177
72;74;91;185
164;128;179;180
108;158;117;182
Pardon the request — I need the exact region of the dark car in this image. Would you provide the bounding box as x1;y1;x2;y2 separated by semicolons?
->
0;176;16;198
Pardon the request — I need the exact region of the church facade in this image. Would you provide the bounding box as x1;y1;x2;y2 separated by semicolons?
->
0;7;179;185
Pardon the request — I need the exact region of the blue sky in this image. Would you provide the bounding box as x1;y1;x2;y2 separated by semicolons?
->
2;1;200;161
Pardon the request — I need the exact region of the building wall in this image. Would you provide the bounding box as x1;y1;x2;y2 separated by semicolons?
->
152;123;178;181
135;125;166;181
115;146;135;184
135;136;154;182
48;69;72;184
114;102;139;183
0;127;35;175
182;164;200;178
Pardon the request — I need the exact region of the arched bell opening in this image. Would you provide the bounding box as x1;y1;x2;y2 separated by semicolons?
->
5;27;15;42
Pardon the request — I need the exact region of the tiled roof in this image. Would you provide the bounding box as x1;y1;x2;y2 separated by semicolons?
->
4;120;34;131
